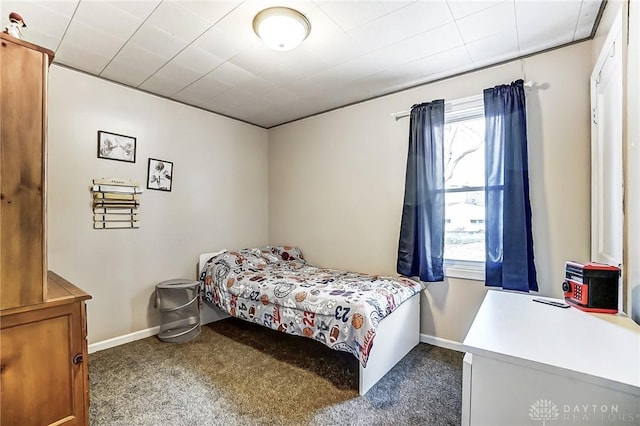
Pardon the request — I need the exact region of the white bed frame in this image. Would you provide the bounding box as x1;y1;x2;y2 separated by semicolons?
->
198;252;420;395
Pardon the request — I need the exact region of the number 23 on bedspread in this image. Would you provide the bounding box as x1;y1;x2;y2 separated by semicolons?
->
199;246;424;368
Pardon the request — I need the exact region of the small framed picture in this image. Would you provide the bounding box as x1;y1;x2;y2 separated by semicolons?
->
97;131;136;163
147;158;173;192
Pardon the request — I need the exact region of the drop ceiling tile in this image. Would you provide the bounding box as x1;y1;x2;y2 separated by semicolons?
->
466;27;519;64
228;44;285;78
294;7;351;46
145;0;213;42
356;72;404;95
319;83;373;106
152;61;202;86
299;7;365;66
191;26;258;62
516;1;582;51
274;49;329;78
375;22;464;66
343;49;408;80
2;0;73;50
210;88;252;110
32;0;79;18
456;1;515;43
56;22;127;73
290;68;351;95
332;55;390;80
518;33;574;57
176;73;233;99
447;0;506;19
304;31;364;67
106;0;161;20
400;46;473;84
348;1;454;52
101;43;167;87
174;1;241;23
314;1;390;32
575;0;602;39
235;77;288;100
206;62;257;87
289;96;338;117
59;19;126;51
172;46;225;75
174;95;221;114
54;45;113;75
381;1;415;14
72;0;142;40
246;68;299;87
336;23;463;81
258;85;300;105
21;29;61;52
237;100;282;126
139;74;189;97
129;23;187;60
207;100;245;117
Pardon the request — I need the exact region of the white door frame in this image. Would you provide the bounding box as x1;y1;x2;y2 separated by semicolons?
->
590;9;624;312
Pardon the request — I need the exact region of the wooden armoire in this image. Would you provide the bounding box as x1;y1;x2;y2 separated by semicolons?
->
1;33;91;426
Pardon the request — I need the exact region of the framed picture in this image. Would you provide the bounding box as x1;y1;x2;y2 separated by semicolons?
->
97;131;136;163
147;158;173;192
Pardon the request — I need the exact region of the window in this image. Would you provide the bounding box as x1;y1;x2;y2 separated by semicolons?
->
443;96;485;273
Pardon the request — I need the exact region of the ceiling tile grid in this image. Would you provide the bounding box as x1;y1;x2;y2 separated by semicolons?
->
1;0;604;128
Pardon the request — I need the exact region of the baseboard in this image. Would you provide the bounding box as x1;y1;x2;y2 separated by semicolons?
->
420;333;466;352
88;307;229;354
88;326;160;354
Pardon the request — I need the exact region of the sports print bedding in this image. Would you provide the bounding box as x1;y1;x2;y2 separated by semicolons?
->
199;246;424;367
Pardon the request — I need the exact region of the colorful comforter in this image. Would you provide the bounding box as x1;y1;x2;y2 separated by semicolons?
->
199;246;424;367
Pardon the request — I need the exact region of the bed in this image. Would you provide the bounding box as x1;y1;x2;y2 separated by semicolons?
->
198;246;424;395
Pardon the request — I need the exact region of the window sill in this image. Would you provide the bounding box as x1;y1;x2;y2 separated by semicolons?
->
444;261;485;282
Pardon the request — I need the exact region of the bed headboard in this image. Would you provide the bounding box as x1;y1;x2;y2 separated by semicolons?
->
198;250;227;272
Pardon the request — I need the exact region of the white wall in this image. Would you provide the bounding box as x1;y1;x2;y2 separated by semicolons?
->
269;42;593;343
627;0;640;324
47;66;268;344
593;0;640;322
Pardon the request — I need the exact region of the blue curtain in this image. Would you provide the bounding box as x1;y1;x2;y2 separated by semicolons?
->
397;100;445;282
484;80;538;292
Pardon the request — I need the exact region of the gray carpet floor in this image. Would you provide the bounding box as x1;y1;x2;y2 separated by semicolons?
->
89;318;463;425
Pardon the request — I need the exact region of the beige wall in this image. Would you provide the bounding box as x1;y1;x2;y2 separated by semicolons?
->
269;42;593;343
47;66;269;343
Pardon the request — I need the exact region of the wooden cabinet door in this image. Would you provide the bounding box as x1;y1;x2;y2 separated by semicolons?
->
0;35;48;308
1;302;87;426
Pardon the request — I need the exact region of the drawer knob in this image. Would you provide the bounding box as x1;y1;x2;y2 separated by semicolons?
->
72;354;83;365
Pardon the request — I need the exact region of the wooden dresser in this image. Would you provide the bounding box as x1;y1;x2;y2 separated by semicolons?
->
1;33;92;425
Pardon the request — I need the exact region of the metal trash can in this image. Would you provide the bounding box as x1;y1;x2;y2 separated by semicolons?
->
155;279;201;343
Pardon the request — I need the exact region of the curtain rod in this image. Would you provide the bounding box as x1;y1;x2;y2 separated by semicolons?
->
390;81;534;121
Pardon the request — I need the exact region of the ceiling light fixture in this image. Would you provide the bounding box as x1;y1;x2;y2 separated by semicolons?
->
253;7;311;52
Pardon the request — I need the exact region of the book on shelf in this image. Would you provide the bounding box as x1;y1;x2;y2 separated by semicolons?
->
93;213;140;222
93;177;140;187
94;192;140;201
94;221;140;229
92;184;143;194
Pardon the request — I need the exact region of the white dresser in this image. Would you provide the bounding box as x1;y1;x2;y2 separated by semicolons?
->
461;290;640;426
